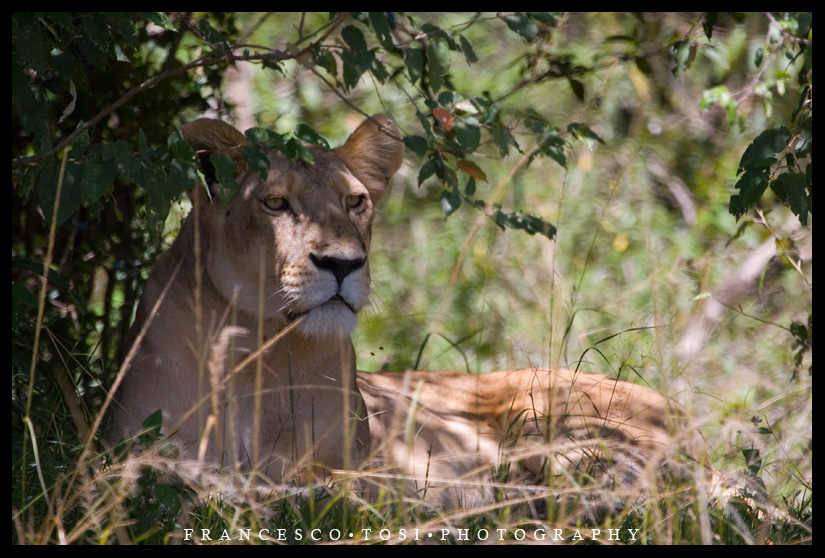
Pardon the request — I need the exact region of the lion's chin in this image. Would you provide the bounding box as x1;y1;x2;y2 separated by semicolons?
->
294;302;358;339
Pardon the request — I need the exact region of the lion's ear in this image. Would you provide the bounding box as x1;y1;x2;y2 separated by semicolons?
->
335;115;404;203
181;119;249;201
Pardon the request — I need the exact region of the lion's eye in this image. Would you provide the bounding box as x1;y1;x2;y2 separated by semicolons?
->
263;196;289;213
345;194;365;210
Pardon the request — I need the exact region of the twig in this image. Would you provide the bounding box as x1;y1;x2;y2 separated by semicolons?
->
296;12;351;46
712;296;791;333
239;12;274;44
309;67;404;142
765;12;810;45
297;12;307;43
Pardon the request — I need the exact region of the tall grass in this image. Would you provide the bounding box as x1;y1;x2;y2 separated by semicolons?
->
13;130;811;544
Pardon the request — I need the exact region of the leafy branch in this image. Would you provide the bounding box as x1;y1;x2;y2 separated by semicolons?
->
12;12;352;169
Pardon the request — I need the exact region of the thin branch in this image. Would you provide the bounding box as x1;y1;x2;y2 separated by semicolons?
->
765;12;810;45
295;12;351;46
239;12;275;44
712;296;791;333
297;12;307;43
309;67;404;142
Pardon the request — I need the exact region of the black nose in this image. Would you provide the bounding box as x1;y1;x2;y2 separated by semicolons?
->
309;254;365;286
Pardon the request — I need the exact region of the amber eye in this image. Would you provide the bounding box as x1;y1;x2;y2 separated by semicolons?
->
345;194;365;210
263;196;289;212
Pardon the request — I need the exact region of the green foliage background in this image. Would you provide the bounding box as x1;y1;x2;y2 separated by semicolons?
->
12;12;811;544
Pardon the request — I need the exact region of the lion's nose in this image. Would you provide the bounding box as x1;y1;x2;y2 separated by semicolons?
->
309;253;365;286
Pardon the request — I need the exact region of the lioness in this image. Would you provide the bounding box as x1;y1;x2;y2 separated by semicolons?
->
108;115;688;509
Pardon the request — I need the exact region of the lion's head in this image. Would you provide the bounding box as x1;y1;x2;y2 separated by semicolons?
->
108;116;403;472
181;115;404;338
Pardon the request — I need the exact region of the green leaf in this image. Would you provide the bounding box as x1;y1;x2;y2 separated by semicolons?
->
140;12;175;30
144;170;172;240
139;410;164;447
771;173;810;225
496;210;557;239
75;14;118;69
567;123;605;146
405;48;425;85
294;124;330;148
491;124;515;157
635;56;652;74
198;19;228;48
504;14;538;42
115;143;139;184
341;48;375;90
418;155;440;186
245;127;278;144
13;262;81;311
371;59;389;83
797;12;812;38
242;144;271;182
12;12;46;74
730;169;769;220
754;47;764;68
293;140;315;164
12;283;39;309
527;12;559;26
342;25;368;52
37;163;82;227
738;127;791;174
437;90;461;108
568;78;585;101
316;50;337;77
210;152;239;206
403;135;428;159
368;12;393;46
12;65;52;153
459;35;478;64
427;39;451;92
168;130;196;161
453;117;480;151
703;12;719;40
440;187;462;216
465;177;476;197
671;40;690;79
80;145;119;207
106;12;139;48
796;117;812;158
790;320;808;342
420;23;459;51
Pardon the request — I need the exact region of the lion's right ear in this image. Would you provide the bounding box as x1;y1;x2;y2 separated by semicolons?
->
181;119;249;201
335;115;404;204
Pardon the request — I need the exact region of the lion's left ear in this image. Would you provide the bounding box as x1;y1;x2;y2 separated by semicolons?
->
181;118;249;204
335;115;404;203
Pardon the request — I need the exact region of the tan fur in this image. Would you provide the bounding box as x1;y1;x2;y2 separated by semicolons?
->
108;115;686;508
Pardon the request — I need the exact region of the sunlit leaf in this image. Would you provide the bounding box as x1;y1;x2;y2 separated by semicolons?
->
433;108;454;131
457;160;487;182
504;13;537;42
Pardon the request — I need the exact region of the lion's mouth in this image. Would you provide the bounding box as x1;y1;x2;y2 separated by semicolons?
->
285;295;356;321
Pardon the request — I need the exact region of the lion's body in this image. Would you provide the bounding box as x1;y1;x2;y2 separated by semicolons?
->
108;116;685;508
359;368;679;507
